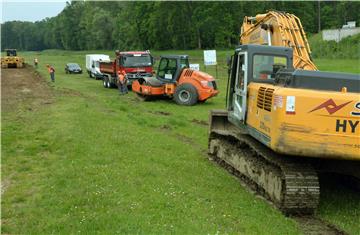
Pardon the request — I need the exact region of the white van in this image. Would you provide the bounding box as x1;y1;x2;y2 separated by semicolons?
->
85;54;110;79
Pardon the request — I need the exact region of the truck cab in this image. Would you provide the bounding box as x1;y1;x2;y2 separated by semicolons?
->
100;51;154;88
117;51;154;84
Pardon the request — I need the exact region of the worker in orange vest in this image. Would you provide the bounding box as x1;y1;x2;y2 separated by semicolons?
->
46;64;55;82
117;72;128;95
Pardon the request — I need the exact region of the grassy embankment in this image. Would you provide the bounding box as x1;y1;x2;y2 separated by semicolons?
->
2;48;359;234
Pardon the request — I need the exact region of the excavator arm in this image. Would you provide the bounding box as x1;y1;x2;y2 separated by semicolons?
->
240;11;317;71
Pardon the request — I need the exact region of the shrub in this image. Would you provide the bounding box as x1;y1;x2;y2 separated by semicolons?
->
308;33;360;59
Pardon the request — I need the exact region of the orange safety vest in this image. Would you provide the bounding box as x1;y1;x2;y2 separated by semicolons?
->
48;67;55;73
118;74;126;84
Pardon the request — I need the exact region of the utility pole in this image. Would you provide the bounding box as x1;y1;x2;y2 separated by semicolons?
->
318;0;321;33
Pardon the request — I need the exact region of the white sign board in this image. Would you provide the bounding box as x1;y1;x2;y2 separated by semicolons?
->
190;64;200;71
203;50;217;66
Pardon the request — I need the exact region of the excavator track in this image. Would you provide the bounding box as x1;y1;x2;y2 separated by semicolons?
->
208;130;320;215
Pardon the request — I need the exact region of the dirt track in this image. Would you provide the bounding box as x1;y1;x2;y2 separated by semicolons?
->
1;65;53;113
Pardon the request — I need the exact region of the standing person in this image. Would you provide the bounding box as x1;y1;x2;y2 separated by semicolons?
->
115;50;120;58
117;73;128;95
34;58;38;69
46;64;55;82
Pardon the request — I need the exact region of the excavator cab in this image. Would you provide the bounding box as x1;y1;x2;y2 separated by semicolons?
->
226;45;293;127
156;55;189;83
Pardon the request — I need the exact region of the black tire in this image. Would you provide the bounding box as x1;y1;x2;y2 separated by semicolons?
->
174;83;198;106
103;78;108;88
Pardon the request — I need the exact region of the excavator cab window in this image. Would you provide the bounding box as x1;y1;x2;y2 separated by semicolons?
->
253;55;287;81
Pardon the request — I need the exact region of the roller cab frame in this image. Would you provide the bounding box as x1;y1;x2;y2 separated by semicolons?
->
132;55;219;105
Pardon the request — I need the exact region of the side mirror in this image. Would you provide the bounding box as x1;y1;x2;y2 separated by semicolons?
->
92;65;95;68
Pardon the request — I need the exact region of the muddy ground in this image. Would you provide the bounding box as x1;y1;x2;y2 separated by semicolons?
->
1;65;53;113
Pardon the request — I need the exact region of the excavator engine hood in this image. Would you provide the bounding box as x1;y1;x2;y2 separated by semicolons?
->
275;69;360;93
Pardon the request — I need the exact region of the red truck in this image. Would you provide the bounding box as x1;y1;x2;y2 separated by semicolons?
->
100;51;154;88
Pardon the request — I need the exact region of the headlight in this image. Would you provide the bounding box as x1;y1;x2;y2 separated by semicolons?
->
200;80;213;88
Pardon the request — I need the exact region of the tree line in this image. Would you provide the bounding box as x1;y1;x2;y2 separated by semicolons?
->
2;1;360;51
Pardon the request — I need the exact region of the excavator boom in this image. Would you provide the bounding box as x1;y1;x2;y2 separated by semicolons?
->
240;11;317;71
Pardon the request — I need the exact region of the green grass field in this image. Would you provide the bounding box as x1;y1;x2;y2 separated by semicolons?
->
2;50;359;234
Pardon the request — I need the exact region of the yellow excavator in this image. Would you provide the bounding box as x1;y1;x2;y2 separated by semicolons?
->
208;11;360;214
1;49;25;68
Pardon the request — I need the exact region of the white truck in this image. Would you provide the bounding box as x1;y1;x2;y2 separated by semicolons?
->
85;54;110;79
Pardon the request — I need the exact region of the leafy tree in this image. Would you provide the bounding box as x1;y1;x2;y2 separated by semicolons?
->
2;1;359;52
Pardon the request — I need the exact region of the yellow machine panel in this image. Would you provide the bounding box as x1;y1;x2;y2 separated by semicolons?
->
1;49;25;68
246;82;360;160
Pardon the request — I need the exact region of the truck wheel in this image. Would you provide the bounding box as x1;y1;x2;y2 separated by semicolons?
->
103;79;107;88
174;83;198;106
107;80;111;88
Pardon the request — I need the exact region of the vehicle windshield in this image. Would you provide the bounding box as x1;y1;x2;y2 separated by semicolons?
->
253;55;287;80
6;50;17;56
121;54;152;67
68;63;80;69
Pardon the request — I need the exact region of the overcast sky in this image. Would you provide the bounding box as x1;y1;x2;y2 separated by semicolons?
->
1;1;67;23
